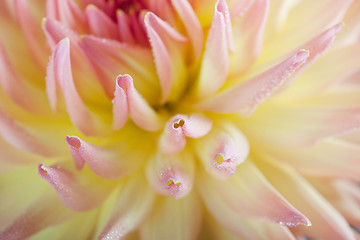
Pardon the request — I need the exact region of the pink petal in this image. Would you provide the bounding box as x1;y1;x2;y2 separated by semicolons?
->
99;172;156;239
117;74;164;131
144;12;188;103
229;0;269;76
159;113;212;155
42;18;79;50
0;193;73;240
146;151;195;199
199;160;311;226
199;179;297;240
243;105;360;147
171;0;203;60
0;109;66;157
261;138;360;181
257;158;356;240
47;38;107;136
85;4;119;39
277;23;344;92
196;49;309;115
194;122;249;179
147;0;176;25
38;163;114;211
66;135;146;179
194;1;231;98
112;80;128;130
46;0;87;32
116;10;135;44
0;41;48;114
78;35;158;100
140;192;202;240
13;0;47;69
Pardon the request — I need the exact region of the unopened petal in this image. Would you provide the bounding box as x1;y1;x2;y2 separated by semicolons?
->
159;113;212;155
194;121;249;179
146;151;195;199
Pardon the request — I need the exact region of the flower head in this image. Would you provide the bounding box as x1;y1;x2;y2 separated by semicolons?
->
0;0;360;239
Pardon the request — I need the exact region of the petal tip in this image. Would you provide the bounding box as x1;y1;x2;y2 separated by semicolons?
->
65;135;81;149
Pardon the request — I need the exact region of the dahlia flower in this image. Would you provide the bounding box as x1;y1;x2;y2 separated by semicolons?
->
0;0;360;239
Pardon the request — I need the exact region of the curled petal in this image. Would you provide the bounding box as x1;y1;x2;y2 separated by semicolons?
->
117;74;164;131
196;49;309;115
195;0;232;98
171;0;203;60
144;12;188;103
159;113;212;155
85;4;118;39
99;172;156;239
47;38;108;136
66;134;146;179
194;122;249;179
146;151;195;199
257;157;356;240
42;18;78;51
140;191;202;240
199;160;311;226
38;163;114;211
112;80;128;130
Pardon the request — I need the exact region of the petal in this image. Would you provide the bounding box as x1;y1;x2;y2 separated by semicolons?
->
47;38;108;136
159;113;212;155
0;192;73;240
194;121;249;179
243;105;360;147
263;0;352;60
256;157;356;240
260;138;360;181
171;0;203;60
194;0;231;98
46;0;87;32
0;109;66;157
140;191;202;240
229;0;269;76
66;132;148;178
42;18;78;51
117;74;164;131
196;49;309;115
116;10;135;44
14;0;48;68
146;151;195;199
144;12;188;103
85;4;119;39
38;163;115;211
112;80;128;130
78;35;158;102
199;182;297;240
275;23;344;93
99;172;156;239
199;160;311;226
0;41;49;114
